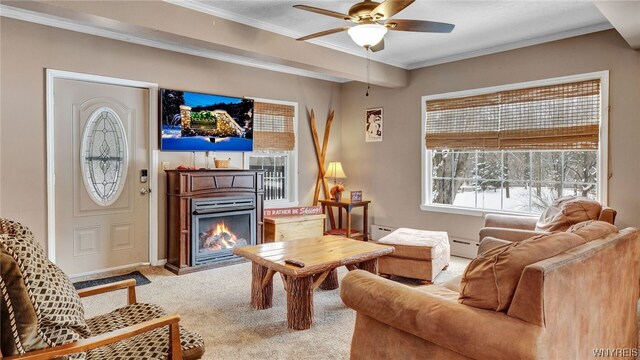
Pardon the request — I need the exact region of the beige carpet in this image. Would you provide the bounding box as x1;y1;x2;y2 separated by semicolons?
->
81;257;471;360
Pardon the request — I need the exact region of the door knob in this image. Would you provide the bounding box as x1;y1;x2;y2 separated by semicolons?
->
140;188;151;195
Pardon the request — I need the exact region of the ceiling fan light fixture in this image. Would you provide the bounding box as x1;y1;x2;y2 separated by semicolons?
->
347;23;387;48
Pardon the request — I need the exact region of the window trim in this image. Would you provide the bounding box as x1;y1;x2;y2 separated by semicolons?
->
245;97;299;208
420;71;609;216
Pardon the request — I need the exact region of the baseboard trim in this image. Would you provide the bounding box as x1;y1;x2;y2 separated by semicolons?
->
154;259;167;266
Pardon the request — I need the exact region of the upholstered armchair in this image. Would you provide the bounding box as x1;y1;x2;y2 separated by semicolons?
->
478;196;616;244
0;218;205;360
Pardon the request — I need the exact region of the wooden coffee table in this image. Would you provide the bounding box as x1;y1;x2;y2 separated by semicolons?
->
233;235;394;330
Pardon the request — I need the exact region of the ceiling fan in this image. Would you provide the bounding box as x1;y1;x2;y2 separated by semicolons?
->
293;0;455;52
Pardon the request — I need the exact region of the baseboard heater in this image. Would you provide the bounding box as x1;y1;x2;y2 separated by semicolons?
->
371;224;479;259
370;224;398;241
450;238;479;259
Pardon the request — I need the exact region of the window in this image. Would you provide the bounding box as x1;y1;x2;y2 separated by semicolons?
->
248;154;289;201
81;107;128;206
244;99;298;207
422;72;608;215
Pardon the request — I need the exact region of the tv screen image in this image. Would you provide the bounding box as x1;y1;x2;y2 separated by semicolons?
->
160;89;254;151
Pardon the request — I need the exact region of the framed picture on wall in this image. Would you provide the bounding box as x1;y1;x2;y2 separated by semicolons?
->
365;108;383;142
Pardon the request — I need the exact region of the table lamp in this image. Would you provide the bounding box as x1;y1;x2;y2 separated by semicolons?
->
325;161;347;201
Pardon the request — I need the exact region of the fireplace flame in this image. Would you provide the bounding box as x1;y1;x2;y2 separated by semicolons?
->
215;222;235;239
200;221;247;251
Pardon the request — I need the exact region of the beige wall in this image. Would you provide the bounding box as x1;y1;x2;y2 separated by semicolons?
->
2;17;638;262
340;29;640;242
0;18;342;258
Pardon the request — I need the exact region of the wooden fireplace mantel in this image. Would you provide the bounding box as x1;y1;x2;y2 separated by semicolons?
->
165;169;264;275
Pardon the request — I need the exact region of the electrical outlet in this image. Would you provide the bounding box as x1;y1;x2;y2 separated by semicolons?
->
162;161;170;170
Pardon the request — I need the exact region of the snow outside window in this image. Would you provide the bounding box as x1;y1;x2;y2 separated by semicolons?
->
421;72;608;215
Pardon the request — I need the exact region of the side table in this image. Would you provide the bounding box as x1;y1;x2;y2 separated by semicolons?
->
319;199;371;241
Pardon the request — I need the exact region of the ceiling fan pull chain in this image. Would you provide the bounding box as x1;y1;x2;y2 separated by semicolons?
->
366;48;371;96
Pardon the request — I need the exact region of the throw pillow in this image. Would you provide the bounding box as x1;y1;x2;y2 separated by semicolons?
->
535;196;602;232
458;232;586;312
566;220;618;242
1;243;48;355
0;218;90;357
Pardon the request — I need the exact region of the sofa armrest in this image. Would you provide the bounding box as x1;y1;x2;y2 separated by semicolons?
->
340;270;542;360
484;214;537;230
479;227;544;243
477;237;513;254
599;206;616;224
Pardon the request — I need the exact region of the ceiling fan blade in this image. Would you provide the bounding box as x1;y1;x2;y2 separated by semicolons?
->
293;4;352;21
296;27;351;41
370;0;415;20
370;39;385;52
386;19;455;33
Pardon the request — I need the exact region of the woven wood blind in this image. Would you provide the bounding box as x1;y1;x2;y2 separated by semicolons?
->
425;79;601;150
253;102;295;151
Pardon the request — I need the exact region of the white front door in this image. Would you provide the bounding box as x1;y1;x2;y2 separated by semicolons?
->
53;78;149;275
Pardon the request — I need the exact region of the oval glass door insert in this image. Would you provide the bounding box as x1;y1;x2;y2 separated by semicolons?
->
80;107;129;206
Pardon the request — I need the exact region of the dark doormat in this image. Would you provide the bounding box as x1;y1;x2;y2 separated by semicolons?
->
73;270;151;290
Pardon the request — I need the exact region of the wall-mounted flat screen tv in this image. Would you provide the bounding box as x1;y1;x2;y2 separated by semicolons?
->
160;89;253;151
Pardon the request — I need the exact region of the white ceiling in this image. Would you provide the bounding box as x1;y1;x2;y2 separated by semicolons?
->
172;0;613;69
3;0;632;86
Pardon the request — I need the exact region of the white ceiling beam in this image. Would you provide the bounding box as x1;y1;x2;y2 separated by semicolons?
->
595;1;640;50
0;0;408;87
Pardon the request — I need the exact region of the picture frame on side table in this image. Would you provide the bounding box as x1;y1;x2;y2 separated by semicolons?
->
365;108;383;142
350;190;363;202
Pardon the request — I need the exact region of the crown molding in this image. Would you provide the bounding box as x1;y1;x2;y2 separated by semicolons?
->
407;22;613;69
0;4;351;83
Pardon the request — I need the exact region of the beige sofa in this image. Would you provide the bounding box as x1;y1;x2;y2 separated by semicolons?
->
340;227;640;360
479;197;616;243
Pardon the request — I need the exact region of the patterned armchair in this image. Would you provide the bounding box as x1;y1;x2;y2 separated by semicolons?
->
0;218;205;359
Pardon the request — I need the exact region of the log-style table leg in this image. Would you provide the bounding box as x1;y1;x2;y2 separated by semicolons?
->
357;259;378;274
286;275;314;330
251;263;273;310
363;204;369;241
346;209;352;239
318;268;339;290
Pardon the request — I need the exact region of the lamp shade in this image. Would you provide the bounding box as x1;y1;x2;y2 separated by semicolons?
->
347;24;387;48
325;161;347;179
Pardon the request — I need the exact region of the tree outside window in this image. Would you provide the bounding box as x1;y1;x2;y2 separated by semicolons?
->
423;74;606;215
431;150;597;214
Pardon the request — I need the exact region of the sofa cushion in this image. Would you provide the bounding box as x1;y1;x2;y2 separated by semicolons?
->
0;218;90;357
535;197;602;232
458;232;586;311
477;237;512;255
566;220;618;242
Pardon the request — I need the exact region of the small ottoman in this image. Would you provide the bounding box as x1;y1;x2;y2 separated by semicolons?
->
376;228;450;283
